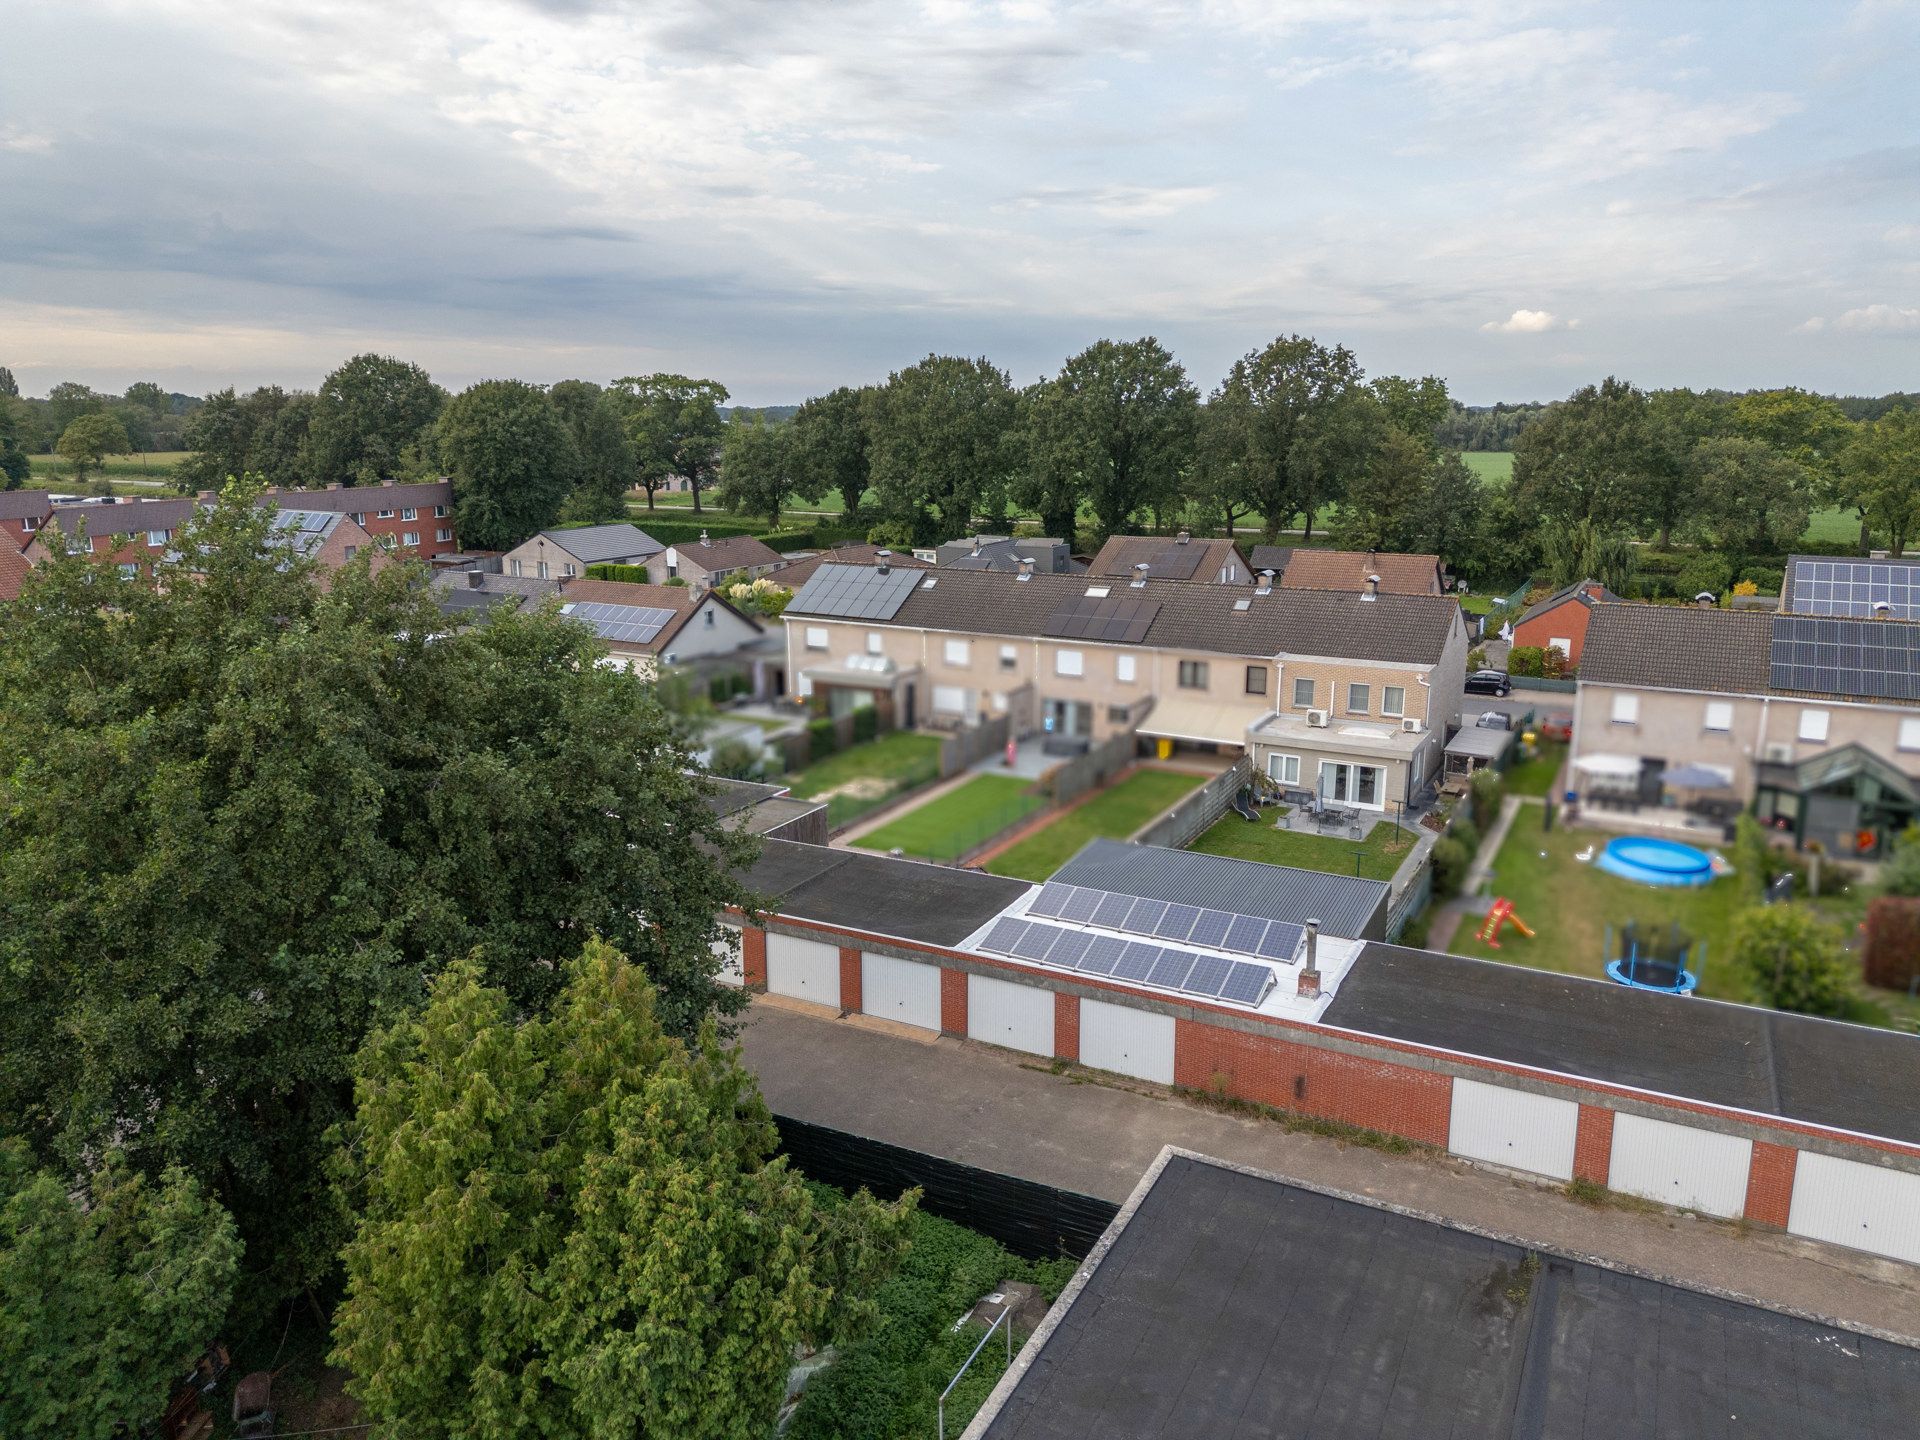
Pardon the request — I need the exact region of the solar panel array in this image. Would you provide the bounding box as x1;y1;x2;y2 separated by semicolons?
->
1788;560;1920;619
790;564;925;620
1041;595;1162;644
269;508;339;557
977;917;1274;1006
1769;614;1920;702
1144;545;1206;581
559;600;680;646
1027;881;1304;961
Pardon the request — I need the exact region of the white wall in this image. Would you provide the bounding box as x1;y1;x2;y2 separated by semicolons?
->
861;953;941;1031
1789;1152;1920;1265
966;974;1053;1057
1448;1078;1579;1181
711;924;743;988
1078;998;1175;1085
766;933;840;1007
1608;1112;1751;1218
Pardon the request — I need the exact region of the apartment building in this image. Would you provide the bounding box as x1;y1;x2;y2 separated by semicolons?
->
25;496;203;573
1575;603;1920;855
784;562;1468;812
0;489;53;548
258;479;461;561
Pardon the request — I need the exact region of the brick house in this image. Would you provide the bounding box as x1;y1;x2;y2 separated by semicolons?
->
1248;546;1445;594
645;532;786;589
26;497;202;574
0;529;31;602
502;523;664;581
258;479;461;562
0;489;53;549
1086;532;1250;585
555;577;762;677
1512;579;1616;666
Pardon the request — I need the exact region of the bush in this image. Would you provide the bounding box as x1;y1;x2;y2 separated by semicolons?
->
1468;646;1487;670
583;562;651;583
865;520;915;549
1731;904;1852;1016
808;716;838;763
852;705;879;743
1450;817;1482;860
1674;552;1732;602
1468;768;1503;831
1506;645;1547;677
1430;838;1471;899
706;736;762;780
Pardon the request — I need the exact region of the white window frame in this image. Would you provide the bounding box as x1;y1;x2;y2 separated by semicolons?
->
1704;701;1733;734
1549;637;1572;656
1055;649;1084;678
1347;682;1370;714
999;644;1017;672
804;626;829;651
402;531;420;547
536;560;549;578
1116;654;1137;684
1267;752;1301;786
436;527;453;543
511;559;524;577
1382;685;1405;717
1292;676;1314;708
434;503;449;518
348;511;365;525
1177;659;1208;690
942;638;970;667
400;506;417;521
866;632;884;655
1798;709;1829;743
1900;717;1920;753
146;529;168;547
377;508;395;519
1611;693;1640;725
563;563;577;577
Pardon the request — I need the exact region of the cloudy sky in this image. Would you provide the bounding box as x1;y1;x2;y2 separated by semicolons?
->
2;0;1916;404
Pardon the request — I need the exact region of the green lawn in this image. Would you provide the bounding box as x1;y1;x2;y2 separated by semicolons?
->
783;731;946;829
985;769;1205;882
853;773;1044;860
29;450;188;482
1460;451;1513;483
1188;812;1412;881
1502;740;1567;798
1451;807;1915;1027
1802;506;1862;545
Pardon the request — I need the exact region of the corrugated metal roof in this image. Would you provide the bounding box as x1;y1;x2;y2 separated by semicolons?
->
1050;838;1389;940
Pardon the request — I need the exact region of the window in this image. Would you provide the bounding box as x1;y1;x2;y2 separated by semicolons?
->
1549;637;1572;656
943;639;970;667
866;632;883;655
348;511;364;525
999;644;1017;671
1411;748;1425;787
1347;682;1370;714
1116;654;1137;684
400;507;417;521
1267;753;1300;786
377;508;395;519
704;608;715;627
1107;704;1131;725
117;563;138;579
1704;701;1733;733
434;503;449;518
436;527;453;543
511;559;525;577
1292;676;1314;708
1244;665;1267;696
20;516;37;531
402;531;420;547
1799;709;1829;743
343;545;357;561
1178;660;1209;689
666;562;678;579
562;563;577;577
1055;649;1084;677
1900;717;1920;752
805;626;828;650
536;560;549;579
1611;693;1639;725
1383;686;1406;717
146;529;169;547
84;536;95;554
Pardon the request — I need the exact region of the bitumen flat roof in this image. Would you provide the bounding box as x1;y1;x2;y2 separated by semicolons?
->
1051;837;1390;940
1328;944;1920;1143
740;838;1031;948
976;1151;1920;1439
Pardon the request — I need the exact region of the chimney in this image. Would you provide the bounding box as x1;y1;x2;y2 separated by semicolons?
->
1297;921;1322;999
381;478;395;488
1694;591;1716;608
700;529;711;547
875;548;892;576
971;536;983;555
1873;600;1892;619
1256;568;1275;595
1017;555;1034;582
467;570;485;589
326;482;344;491
1176;529;1191;545
1131;561;1150;589
1364;574;1381;602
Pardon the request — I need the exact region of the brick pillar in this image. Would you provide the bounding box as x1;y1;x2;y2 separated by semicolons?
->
1054;992;1080;1062
940;968;969;1037
742;927;767;990
1744;1141;1799;1228
838;946;863;1015
1573;1105;1615;1185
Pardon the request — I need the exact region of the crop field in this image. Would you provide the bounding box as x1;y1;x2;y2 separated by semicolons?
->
29;450;189;483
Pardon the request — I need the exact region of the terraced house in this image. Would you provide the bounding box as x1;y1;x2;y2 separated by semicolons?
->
784;561;1469;813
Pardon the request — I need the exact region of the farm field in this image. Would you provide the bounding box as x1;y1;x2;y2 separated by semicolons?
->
29;450;189;483
1459;451;1513;482
984;768;1204;882
852;773;1043;860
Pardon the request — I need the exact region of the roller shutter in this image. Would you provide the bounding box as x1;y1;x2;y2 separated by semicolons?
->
1608;1112;1751;1218
1789;1152;1920;1265
1448;1078;1578;1181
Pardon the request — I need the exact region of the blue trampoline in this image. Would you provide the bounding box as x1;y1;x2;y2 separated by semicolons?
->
1595;836;1714;888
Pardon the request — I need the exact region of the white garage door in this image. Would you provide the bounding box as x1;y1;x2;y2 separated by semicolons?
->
1079;997;1174;1085
766;933;840;1007
711;925;743;988
1448;1078;1579;1181
1608;1112;1752;1218
967;974;1054;1057
1789;1151;1920;1265
861;953;941;1031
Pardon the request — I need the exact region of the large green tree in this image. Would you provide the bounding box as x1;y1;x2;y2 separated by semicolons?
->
1203;335;1373;542
1330;424;1430;553
307;353;445;485
0;396;29;487
55;411;131;480
45;381;104;438
549;379;637;524
1733;387;1858;547
866;354;1022;546
333;941;911;1440
1017;337;1198;543
1537;516;1637;594
1731;905;1852;1017
1687;436;1814;556
1841;407;1920;556
615;374;729;512
0;1143;241;1440
179;386;315;491
438;379;581;549
1511;377;1655;534
790;385;873;524
0;492;757;1295
718;410;802;526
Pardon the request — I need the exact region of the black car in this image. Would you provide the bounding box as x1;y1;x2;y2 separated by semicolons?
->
1465;669;1512;697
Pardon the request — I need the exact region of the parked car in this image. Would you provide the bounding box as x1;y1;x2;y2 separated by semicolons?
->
1539;711;1573;742
1465;669;1512;697
1475;710;1514;731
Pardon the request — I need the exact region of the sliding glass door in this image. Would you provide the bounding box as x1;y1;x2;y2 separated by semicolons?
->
1318;760;1383;809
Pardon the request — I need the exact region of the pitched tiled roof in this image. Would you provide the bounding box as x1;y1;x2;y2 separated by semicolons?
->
788;564;1460;663
0;530;32;601
0;489;53;522
1085;535;1248;584
1275;548;1442;594
773;544;928;591
557;576;764;651
1247;544;1292;577
539;523;664;564
42;497;200;538
261;480;454;512
1578;604;1774;695
1517;578;1617;627
675;533;783;570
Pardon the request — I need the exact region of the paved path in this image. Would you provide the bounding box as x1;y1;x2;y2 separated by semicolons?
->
741;1001;1920;1342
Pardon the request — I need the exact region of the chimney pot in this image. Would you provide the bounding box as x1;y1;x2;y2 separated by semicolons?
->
1017;555;1034;582
327;482;344;491
1297;920;1322;999
1364;574;1381;601
467;570;485;589
700;529;710;547
875;547;891;576
1176;529;1190;545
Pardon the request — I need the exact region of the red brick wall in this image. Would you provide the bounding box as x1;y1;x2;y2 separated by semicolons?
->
1513;598;1594;666
1573;1105;1615;1185
742;928;767;989
838;946;863;1015
1174;1020;1452;1146
940;968;968;1036
1744;1141;1798;1228
1053;992;1080;1062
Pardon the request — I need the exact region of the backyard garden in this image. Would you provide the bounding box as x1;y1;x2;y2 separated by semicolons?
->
983;768;1205;883
782;730;946;829
852;774;1045;862
1187;810;1412;882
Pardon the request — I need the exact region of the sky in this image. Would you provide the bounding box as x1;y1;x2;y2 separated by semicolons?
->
1;0;1916;406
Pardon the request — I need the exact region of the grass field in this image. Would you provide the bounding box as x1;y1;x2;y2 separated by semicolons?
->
1188;812;1411;881
1502;740;1568;798
782;731;946;829
1460;451;1514;483
985;768;1204;882
29;450;189;482
852;773;1043;860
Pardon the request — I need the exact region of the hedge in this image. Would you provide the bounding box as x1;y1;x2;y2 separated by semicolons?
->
583;562;650;583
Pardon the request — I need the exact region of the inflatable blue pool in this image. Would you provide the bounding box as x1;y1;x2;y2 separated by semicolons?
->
1595;836;1714;888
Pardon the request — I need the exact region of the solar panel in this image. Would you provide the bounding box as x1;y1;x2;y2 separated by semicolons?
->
975;913;1282;1008
1224;914;1268;953
1787;559;1920;619
1186;910;1232;950
1153;903;1201;942
1040;596;1162;643
560;600;680;645
1219;962;1273;1006
1112;942;1159;983
1059;887;1102;924
1144;546;1205;581
1183;954;1232;997
1090;893;1136;929
1027;883;1074;919
1080;936;1125;974
1047;931;1093;970
1147;950;1195;989
1255;923;1303;961
1012;926;1061;962
790;564;924;621
1770;613;1920;701
1125;898;1169;932
980;918;1028;954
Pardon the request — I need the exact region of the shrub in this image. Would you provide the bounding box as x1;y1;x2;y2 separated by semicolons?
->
808;716;838;763
865;520;915;549
1450;817;1482;860
583;562;651;583
1468;769;1503;831
706;736;762;779
1430;838;1470;899
1674;552;1732;602
852;705;879;743
1731;578;1759;597
1507;645;1547;678
1468;645;1487;670
1731;904;1852;1016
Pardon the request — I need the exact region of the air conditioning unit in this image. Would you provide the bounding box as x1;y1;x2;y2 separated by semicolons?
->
1306;708;1330;728
1401;717;1424;733
1763;742;1793;763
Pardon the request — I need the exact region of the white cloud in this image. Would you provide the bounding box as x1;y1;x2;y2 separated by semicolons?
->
1832;304;1920;332
0;125;54;153
1481;309;1574;334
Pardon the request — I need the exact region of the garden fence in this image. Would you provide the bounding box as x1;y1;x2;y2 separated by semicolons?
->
1133;757;1252;850
1045;732;1138;808
939;714;1013;777
1511;676;1578;694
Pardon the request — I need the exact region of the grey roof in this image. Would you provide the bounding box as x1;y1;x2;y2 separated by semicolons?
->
1516;578;1616;627
43;496;200;538
428;571;559;620
978;1152;1920;1440
674;532;783;571
1443;725;1516;761
1579;604;1774;695
1085;534;1247;583
1050;838;1390;940
702;776;788;819
261;480;453;512
540;523;664;564
1247;543;1292;577
1329;944;1920;1144
0;489;53;521
787;563;927;621
787;564;1461;664
740;838;1031;947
